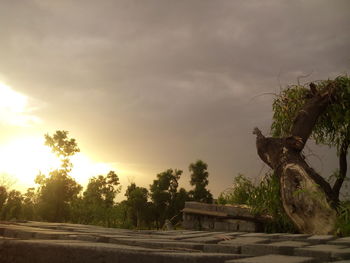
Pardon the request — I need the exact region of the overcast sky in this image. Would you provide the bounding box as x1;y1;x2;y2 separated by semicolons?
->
0;0;349;198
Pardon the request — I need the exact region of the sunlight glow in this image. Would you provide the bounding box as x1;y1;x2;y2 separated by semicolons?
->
70;154;115;186
0;82;41;126
0;136;117;190
0;137;61;186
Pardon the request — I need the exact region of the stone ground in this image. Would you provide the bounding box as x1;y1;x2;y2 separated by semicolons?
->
0;221;350;263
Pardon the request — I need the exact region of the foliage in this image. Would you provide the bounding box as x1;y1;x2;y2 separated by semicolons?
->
21;188;36;220
271;85;308;138
218;173;296;233
112;200;132;229
0;186;7;211
248;173;296;233
1;190;23;220
217;174;254;205
335;201;350;236
172;187;189;225
125;183;149;228
271;75;350;149
35;170;82;222
35;130;82;222
188;160;213;203
45;130;80;171
150;169;183;228
82;171;121;227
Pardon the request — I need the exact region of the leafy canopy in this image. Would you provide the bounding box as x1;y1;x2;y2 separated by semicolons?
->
188;160;213;203
45;130;80;171
271;75;350;152
36;130;82;222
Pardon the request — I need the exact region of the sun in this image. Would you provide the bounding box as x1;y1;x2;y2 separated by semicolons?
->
0;137;61;188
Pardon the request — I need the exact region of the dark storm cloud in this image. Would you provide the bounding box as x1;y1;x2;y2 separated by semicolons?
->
0;0;349;195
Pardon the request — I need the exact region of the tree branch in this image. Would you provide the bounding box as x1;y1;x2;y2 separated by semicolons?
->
291;83;336;148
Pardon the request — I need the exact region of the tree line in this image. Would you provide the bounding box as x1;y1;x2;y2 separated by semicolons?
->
0;131;213;229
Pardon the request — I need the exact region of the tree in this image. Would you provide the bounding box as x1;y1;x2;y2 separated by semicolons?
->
82;171;121;227
149;169;183;228
271;77;350;200
253;76;350;234
35;170;82;222
44;130;80;172
172;187;189;225
188;160;213;203
35;130;82;222
125;183;149;228
0;186;7;213
1;190;23;220
21;188;36;220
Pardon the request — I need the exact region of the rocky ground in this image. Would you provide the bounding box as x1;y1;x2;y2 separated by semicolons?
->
0;221;350;263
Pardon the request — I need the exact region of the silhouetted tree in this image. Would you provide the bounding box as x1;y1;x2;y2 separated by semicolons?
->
35;130;82;222
125;183;148;228
150;169;182;228
21;188;36;220
0;186;7;213
188;160;213;203
1;190;23;220
82;171;121;227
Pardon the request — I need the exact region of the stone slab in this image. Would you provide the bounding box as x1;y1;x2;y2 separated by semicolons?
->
295;244;350;261
330;237;350;246
220;237;270;245
172;231;224;240
240;233;280;239
0;238;246;263
1;221;350;263
225;254;316;263
110;238;204;251
181;235;230;244
306;235;336;244
279;234;311;240
156;252;247;263
241;241;310;256
203;243;241;254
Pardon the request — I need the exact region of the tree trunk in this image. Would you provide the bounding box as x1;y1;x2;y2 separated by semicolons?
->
333;137;349;199
254;83;339;234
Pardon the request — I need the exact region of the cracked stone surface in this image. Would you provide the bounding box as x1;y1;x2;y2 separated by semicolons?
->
0;221;349;263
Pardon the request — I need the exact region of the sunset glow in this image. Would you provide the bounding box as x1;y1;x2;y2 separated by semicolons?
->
0;136;116;190
0;82;41;126
0;137;60;187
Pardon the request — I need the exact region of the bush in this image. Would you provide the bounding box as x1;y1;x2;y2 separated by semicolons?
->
217;174;254;205
247;173;296;233
218;173;296;233
336;201;350;236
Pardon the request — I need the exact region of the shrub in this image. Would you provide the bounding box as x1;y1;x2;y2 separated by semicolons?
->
219;173;296;233
336;201;350;236
217;174;254;205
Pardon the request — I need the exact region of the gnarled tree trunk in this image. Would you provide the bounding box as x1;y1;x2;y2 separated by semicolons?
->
254;83;339;234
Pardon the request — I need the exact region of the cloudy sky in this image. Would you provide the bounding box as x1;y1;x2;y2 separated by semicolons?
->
0;0;349;198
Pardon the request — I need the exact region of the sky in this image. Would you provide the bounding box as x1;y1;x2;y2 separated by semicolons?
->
0;0;349;199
